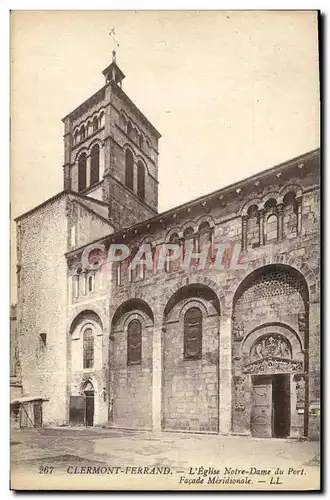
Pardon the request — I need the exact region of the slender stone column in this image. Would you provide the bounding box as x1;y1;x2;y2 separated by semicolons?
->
242;216;248;251
297;197;303;235
277;203;284;241
99;143;105;180
218;313;232;434
259;209;265;246
86;154;91;188
210;230;215;259
152;320;163;431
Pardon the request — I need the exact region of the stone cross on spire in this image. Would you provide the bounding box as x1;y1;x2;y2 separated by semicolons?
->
109;28;119;62
103;30;125;87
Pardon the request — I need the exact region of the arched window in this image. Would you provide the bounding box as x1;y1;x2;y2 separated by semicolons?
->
283;193;298;239
80;125;86;141
166;232;180;272
139;134;144;149
128;245;141;282
127;319;142;365
266;214;278;242
198;221;211;254
74;130;79;145
247;205;260;248
184;308;202;360
90;144;100;186
183;227;196;262
78;153;87;192
92;116;98;133
137;161;145;201
83;328;94;369
127;121;132;137
125;149;134;190
264;199;278;243
99;112;105;128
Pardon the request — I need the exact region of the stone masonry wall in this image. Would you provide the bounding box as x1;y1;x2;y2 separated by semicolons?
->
110;308;153;429
17;195;68;425
163;298;219;432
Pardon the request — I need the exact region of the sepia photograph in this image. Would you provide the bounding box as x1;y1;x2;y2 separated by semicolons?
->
10;10;320;491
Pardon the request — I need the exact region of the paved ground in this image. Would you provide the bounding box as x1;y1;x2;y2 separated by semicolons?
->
10;427;320;491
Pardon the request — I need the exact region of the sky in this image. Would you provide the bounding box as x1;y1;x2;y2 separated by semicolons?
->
10;10;320;298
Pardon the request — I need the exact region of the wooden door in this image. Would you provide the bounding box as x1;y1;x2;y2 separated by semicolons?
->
251;376;272;438
33;402;43;427
85;392;94;426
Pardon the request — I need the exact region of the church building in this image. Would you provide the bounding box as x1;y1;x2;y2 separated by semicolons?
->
15;51;320;440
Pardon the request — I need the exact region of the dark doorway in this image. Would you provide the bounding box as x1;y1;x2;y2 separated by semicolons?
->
33;402;43;427
272;374;290;438
85;391;94;427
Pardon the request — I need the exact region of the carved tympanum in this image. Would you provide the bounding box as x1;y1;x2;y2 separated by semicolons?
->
250;334;291;362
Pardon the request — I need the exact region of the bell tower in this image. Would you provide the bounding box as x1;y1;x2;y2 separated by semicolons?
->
62;49;161;230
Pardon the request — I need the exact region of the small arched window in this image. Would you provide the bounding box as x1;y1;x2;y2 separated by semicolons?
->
247;205;260;248
183;227;196;260
127;122;132;137
92;116;99;133
137;161;145;201
90;144;100;186
127;319;142;365
74;130;79;145
139;134;144;149
128;245;141;282
125;149;134;190
266;214;278;242
198;221;211;253
80;125;86;141
83;328;94;369
167;232;180;272
283;192;298;239
184;308;202;360
264;199;278;243
78;153;87;192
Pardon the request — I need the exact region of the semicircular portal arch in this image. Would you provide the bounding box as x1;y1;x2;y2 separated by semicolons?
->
231;264;309;439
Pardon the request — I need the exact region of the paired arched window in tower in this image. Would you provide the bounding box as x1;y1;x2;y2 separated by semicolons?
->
99;112;105;128
83;328;94;369
92;116;99;133
127;319;142;365
78;153;87;192
90;144;100;186
184;308;202;360
74;130;79;145
80;125;86;141
127;121;132;137
137;161;145;201
125;149;134;190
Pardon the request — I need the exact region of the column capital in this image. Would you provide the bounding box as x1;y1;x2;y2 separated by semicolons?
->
276;202;284;213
